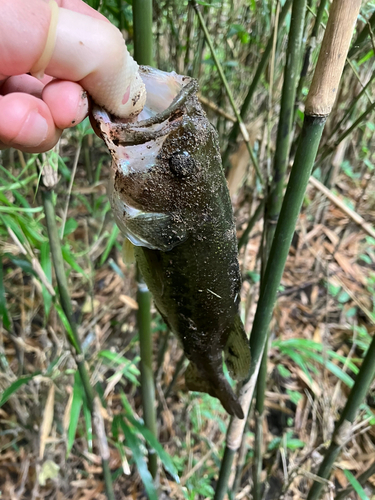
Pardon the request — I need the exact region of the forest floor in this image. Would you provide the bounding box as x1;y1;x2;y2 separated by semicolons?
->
0;125;375;500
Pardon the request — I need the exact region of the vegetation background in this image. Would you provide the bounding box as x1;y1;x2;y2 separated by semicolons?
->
0;0;375;499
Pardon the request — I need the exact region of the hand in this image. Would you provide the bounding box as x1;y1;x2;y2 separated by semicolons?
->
0;0;142;153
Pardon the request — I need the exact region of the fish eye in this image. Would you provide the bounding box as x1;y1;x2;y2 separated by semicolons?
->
169;151;196;177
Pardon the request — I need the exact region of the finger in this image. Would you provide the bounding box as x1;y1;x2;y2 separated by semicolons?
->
1;74;45;98
42;79;88;129
0;93;61;152
0;0;106;78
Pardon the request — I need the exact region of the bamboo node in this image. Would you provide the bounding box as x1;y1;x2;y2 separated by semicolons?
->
333;420;352;447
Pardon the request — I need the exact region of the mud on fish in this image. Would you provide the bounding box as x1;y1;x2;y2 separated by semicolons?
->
92;67;250;419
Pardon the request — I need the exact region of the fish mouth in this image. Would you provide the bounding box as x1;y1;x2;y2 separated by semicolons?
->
92;68;199;251
92;67;198;145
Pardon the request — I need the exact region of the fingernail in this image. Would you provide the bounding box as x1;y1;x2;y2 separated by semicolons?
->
15;110;48;147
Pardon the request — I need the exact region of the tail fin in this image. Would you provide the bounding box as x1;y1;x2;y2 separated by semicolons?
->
185;362;244;419
224;314;251;381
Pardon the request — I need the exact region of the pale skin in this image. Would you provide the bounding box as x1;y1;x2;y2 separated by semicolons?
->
0;0;144;153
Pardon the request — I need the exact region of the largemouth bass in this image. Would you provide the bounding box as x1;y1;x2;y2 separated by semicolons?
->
92;68;250;419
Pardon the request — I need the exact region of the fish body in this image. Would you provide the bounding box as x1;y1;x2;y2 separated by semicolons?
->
93;68;250;419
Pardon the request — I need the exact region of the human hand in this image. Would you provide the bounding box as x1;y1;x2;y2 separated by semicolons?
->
0;0;145;153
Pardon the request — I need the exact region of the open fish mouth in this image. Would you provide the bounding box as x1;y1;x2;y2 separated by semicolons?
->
92;67;200;251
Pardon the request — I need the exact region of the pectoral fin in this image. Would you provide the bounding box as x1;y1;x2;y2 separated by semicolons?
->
185;362;244;419
224;315;251;381
124;209;187;251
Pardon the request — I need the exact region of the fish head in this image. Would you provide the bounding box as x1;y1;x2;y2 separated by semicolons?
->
92;68;219;251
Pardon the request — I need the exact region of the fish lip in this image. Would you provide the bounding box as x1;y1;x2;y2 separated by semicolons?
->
92;68;199;146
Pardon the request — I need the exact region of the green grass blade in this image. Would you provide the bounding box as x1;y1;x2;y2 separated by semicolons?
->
82;394;93;452
61;245;89;280
40;241;52;318
0;373;40;407
119;419;158;500
54;303;80;352
343;469;370;500
126;414;180;483
67;371;83;456
0;256;11;330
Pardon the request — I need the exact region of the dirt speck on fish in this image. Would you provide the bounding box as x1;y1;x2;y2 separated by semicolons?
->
92;67;251;419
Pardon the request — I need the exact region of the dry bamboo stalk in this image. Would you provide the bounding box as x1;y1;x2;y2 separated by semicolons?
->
305;0;362;116
309;175;375;239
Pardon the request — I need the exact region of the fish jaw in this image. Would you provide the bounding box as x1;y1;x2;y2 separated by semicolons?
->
92;70;199;252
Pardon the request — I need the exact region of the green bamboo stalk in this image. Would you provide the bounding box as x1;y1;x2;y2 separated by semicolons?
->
307;331;375;500
214;447;236;500
137;270;158;479
132;0;158;481
252;342;268;500
214;1;361;498
254;3;306;494
263;0;307;266
214;93;326;500
133;0;153;66
42;188;115;500
221;0;293;169
191;0;264;187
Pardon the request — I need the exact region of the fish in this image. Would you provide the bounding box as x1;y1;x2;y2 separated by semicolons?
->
92;67;250;419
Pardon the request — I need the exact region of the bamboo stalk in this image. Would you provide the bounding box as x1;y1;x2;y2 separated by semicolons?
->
214;2;360;499
133;0;153;66
254;2;307;495
221;0;293;169
137;270;158;479
132;0;158;481
263;0;307;267
191;0;263;187
307;330;375;499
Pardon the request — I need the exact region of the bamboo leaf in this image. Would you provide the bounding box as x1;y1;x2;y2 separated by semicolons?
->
40;242;52;318
0;256;11;330
126;413;180;483
0;373;40;407
62;245;89;280
119;419;158;500
343;469;370;500
54;303;80;352
67;371;83;456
